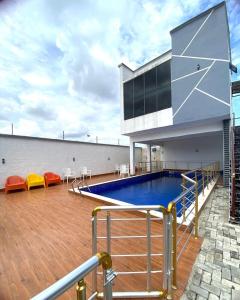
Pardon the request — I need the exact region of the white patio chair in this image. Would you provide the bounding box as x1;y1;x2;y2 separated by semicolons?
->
115;164;120;175
119;164;130;177
81;167;92;180
63;168;76;185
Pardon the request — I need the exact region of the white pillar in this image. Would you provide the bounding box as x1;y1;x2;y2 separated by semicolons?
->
146;145;152;172
130;138;135;175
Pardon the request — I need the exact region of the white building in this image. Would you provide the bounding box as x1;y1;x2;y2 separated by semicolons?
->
119;2;232;186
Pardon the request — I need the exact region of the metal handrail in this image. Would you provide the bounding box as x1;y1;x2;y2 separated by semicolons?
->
92;205;165;213
92;205;170;299
72;178;91;193
181;173;196;185
230;112;236;221
30;252;114;300
90;161;219;299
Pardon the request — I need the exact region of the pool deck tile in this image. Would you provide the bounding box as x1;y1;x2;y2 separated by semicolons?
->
181;186;240;300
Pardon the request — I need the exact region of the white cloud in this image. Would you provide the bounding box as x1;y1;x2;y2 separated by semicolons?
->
0;0;239;142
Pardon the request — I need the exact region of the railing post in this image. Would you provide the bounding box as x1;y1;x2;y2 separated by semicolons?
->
202;168;205;196
194;173;199;239
163;211;173;299
92;214;98;294
100;253;114;300
206;168;209;189
182;177;186;221
103;269;113;300
146;210;152;291
76;279;87;300
171;203;177;289
106;211;111;255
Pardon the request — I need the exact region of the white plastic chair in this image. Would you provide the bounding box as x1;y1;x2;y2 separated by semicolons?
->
63;168;76;185
120;164;130;177
115;164;120;175
81;167;92;180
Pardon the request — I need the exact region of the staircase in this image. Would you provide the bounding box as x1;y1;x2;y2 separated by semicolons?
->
231;125;240;223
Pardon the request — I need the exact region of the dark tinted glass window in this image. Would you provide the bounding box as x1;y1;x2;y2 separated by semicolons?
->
157;84;171;111
145;68;157;114
134;75;144;117
156;60;171;88
123;59;171;120
123;80;134;120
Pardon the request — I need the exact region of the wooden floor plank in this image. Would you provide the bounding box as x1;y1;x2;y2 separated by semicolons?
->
0;174;202;299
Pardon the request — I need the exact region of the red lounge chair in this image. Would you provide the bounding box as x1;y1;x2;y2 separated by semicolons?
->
44;172;61;188
5;176;27;193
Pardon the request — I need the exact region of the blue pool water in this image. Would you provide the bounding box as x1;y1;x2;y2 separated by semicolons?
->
97;175;182;207
82;171;204;215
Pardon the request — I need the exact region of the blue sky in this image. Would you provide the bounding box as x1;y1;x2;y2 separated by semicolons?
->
0;0;239;142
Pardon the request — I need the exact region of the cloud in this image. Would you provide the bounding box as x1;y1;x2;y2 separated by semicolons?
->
0;0;239;142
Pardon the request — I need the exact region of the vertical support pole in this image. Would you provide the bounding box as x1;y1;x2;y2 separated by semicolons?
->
171;203;177;288
76;279;87;300
92;215;97;294
103;269;113;300
182;177;186;221
11;123;13;135
130;138;135;176
106;212;111;255
146;210;152;292
206;169;209;189
202;168;205;196
163;212;173;299
146;144;151;172
194;173;199;239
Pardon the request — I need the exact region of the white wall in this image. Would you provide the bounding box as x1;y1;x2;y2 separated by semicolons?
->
0;135;142;188
162;134;223;170
121;108;173;135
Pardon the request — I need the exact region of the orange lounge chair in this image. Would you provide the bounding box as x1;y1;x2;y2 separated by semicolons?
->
27;173;45;190
5;176;27;193
44;172;61;188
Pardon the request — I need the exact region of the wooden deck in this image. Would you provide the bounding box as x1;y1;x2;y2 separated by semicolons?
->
0;174;202;300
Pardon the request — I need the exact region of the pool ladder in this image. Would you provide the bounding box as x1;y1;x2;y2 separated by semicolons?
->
71;178;91;194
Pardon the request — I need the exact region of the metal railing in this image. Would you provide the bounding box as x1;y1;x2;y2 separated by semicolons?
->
92;205;171;299
137;160;217;174
72;178;91;193
30;252;115;300
91;161;219;299
230;113;237;221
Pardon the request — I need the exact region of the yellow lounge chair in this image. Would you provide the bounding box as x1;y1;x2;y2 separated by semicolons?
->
27;173;45;190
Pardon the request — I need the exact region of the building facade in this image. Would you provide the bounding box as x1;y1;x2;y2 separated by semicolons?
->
119;1;232;186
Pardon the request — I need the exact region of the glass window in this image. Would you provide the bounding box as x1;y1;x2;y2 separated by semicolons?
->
157;84;171;111
145;68;157;114
157;60;171;88
123;80;134;120
134;74;144;117
123;59;172;120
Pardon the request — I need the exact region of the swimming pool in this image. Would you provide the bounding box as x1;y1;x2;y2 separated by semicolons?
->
80;171;203;215
89;172;182;207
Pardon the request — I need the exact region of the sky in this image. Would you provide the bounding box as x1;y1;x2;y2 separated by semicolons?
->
0;0;239;144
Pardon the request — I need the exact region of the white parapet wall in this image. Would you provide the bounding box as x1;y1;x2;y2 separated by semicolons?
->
0;134;142;189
